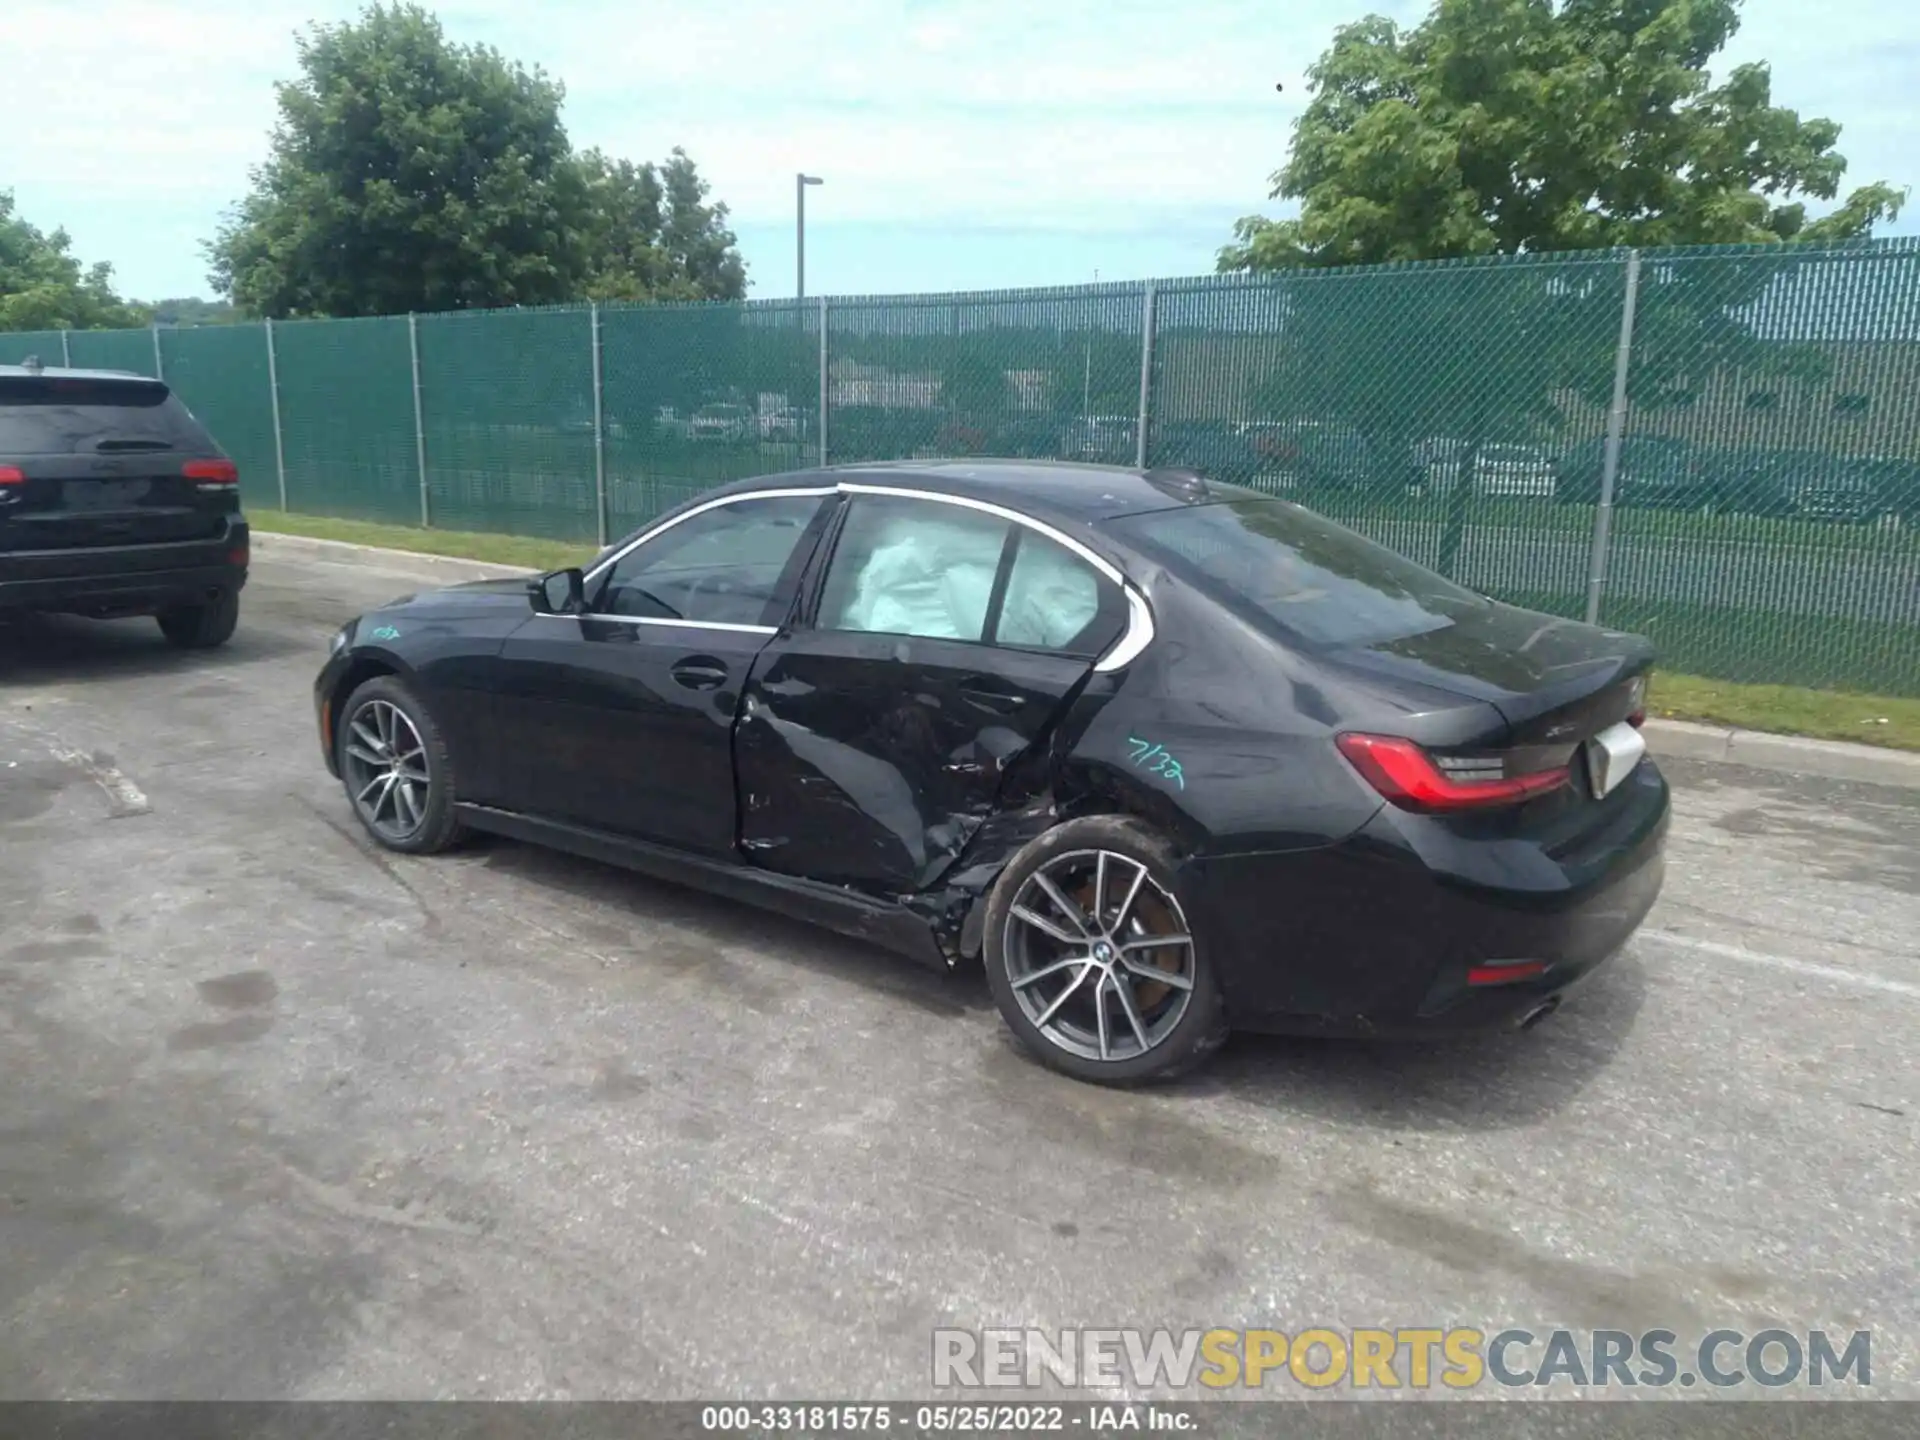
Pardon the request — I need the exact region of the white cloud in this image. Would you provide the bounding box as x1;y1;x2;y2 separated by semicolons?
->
2;0;1913;300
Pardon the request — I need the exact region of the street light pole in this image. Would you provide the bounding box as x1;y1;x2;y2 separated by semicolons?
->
796;173;824;299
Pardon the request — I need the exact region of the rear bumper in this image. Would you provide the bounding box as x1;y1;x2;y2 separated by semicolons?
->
1191;760;1671;1037
0;522;248;615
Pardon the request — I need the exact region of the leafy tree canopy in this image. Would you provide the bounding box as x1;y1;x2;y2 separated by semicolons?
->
0;191;149;331
209;2;746;317
1220;0;1906;271
148;296;243;326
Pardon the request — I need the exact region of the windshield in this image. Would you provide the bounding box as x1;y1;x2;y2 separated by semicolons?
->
1107;497;1487;649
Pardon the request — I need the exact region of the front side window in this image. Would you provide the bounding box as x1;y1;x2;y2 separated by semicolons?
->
598;494;824;627
818;495;1010;642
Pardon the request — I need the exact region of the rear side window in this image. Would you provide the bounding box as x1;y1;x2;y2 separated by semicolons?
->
818;495;1008;642
1107;498;1485;649
0;377;215;455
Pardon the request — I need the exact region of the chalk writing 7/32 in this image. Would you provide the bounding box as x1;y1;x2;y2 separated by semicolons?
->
1125;736;1186;790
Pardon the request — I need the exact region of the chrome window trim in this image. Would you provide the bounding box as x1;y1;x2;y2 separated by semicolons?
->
534;613;777;636
834;482;1154;673
577;478;1156;671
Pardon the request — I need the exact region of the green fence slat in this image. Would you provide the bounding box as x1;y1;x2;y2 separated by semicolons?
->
5;240;1918;694
275;315;419;524
157;325;280;510
64;328;158;376
0;330;70;365
600;297;822;536
418;307;599;542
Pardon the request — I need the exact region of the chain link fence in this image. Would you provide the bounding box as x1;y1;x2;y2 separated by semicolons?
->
6;240;1918;694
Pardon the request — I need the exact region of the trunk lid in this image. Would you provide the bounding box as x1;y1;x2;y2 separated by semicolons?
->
1330;600;1654;746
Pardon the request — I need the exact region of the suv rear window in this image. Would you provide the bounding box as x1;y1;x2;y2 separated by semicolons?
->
1106;497;1485;649
0;377;215;455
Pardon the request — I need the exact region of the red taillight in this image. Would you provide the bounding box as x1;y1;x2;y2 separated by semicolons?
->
1628;708;1646;728
1336;733;1570;812
0;465;24;486
1467;960;1549;986
228;546;250;568
184;458;238;488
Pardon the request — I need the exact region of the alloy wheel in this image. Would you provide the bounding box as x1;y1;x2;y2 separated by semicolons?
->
341;699;432;843
1002;849;1196;1063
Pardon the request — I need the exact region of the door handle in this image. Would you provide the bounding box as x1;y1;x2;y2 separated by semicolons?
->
670;657;730;691
959;680;1026;714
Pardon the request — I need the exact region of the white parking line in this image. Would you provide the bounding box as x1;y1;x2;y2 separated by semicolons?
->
1641;929;1920;1000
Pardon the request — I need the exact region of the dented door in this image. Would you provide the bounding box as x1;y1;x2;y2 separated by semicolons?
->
734;490;1128;896
733;631;1094;893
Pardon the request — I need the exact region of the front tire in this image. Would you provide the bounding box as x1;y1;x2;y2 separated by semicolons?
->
983;815;1227;1085
156;589;239;649
335;675;463;854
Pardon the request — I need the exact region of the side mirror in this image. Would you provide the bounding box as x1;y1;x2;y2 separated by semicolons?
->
529;567;585;615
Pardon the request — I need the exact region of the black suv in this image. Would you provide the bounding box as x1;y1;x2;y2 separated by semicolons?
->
0;361;248;647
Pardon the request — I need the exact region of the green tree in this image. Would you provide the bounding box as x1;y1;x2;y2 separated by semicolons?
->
148;296;242;326
1215;0;1902;583
577;147;747;303
209;2;589;317
1220;0;1905;271
0;191;149;331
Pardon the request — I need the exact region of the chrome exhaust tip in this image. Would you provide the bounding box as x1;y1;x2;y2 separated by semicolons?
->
1519;996;1562;1030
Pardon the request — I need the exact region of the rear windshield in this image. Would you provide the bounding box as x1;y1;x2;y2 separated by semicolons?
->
1106;497;1486;649
0;377;213;456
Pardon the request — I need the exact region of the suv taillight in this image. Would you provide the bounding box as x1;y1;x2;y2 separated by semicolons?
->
1336;733;1570;811
183;458;238;491
0;465;24;486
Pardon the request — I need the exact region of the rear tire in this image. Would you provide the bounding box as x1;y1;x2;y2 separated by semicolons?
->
156;589;239;649
984;815;1227;1085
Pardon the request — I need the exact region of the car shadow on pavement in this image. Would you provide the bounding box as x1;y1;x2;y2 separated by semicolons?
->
471;834;994;1022
1187;951;1650;1132
0;612;309;681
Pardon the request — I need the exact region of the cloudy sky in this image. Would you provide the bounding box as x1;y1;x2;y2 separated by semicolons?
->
4;0;1915;303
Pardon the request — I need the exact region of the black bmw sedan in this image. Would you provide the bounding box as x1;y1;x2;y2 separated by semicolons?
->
316;461;1668;1084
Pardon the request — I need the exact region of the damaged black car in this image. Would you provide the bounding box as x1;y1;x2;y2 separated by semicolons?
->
315;461;1669;1083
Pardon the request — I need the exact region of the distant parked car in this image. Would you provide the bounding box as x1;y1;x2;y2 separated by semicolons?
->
653;406;693;441
759;407;807;443
690;403;755;443
0;362;247;647
1239;420;1414;497
1553;436;1704;509
1065;415;1138;463
1151;420;1260;481
1416;439;1557;499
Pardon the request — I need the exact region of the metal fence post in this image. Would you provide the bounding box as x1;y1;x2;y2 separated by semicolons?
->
1134;280;1157;469
151;324;165;381
408;314;430;527
264;319;288;512
59;329;71;367
590;302;608;547
1585;250;1643;626
817;296;830;468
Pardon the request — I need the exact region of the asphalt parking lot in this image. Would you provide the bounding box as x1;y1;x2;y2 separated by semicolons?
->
1;539;1915;1403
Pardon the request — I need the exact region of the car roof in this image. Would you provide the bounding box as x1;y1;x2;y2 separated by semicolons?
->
0;364;161;384
719;458;1226;523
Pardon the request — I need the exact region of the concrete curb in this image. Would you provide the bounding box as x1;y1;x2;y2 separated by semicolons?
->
254;529;536;582
256;531;1919;791
1643;718;1920;790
